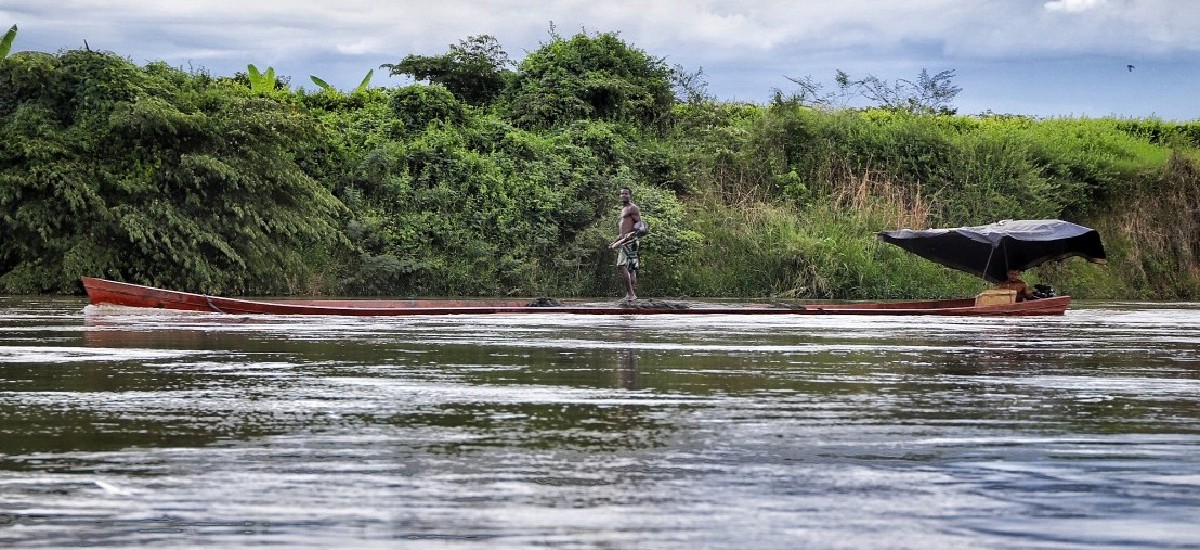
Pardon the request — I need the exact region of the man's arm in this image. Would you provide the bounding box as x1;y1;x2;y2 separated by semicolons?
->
621;205;641;224
632;204;648;236
620;205;641;236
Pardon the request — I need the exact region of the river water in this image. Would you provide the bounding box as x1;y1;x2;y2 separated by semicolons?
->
1;296;1199;549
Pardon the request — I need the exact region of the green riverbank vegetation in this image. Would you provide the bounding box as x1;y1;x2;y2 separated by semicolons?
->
2;28;1198;299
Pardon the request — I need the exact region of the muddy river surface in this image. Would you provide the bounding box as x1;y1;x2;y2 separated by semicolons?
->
2;297;1199;548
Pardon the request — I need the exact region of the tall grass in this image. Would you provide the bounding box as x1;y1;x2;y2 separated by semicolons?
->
659;174;980;300
663;103;1197;299
1072;152;1200;298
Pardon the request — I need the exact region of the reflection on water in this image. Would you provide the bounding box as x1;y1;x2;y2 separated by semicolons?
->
1;298;1199;548
617;347;639;390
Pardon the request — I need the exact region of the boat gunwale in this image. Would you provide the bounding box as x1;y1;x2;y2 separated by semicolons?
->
80;277;1071;317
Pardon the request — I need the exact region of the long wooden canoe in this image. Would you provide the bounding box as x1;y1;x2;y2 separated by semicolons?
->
81;277;1071;316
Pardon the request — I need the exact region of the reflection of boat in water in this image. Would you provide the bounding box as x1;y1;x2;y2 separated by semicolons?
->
81;277;1072;317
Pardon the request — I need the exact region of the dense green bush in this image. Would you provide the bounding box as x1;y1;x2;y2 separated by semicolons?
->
0;51;345;294
506;32;674;130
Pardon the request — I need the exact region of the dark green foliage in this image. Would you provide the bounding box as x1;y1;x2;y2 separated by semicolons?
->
390;84;468;131
506;32;674;130
326;96;689;295
0;51;345;294
383;35;512;106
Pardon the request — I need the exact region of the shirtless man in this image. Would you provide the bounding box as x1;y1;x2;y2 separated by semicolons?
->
615;187;643;302
996;269;1037;302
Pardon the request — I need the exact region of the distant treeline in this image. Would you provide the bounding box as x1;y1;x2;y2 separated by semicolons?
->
1;30;1198;299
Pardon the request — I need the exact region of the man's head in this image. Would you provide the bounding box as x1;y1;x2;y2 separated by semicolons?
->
1006;269;1021;281
619;186;632;205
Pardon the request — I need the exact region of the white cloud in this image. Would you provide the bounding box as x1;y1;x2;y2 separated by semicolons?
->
1044;0;1106;13
12;1;1200;62
334;39;384;56
3;0;1199;117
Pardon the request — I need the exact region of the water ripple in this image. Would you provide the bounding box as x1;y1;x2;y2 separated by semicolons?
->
1;298;1199;548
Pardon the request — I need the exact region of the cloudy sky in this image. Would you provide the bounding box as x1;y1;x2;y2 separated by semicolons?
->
3;0;1198;120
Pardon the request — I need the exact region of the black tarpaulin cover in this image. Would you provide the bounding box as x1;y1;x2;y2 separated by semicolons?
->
877;219;1107;283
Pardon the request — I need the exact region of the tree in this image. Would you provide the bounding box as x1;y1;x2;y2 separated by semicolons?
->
383;35;513;105
834;68;961;115
776;74;837;108
505;31;675;129
671;64;712;104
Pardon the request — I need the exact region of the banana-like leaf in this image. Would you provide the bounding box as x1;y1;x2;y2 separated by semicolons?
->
355;69;374;93
310;75;335;92
0;25;17;59
247;64;278;93
247;64;263;91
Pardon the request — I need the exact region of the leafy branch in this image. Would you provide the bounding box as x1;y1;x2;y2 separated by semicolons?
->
780;68;961;115
835;68;961;115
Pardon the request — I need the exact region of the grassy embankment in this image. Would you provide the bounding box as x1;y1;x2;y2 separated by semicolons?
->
642;105;1200;300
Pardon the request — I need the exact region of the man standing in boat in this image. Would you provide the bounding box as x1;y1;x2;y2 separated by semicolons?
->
614;186;644;303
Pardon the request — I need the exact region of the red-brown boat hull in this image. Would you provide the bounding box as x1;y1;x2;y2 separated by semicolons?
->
80;277;1071;317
